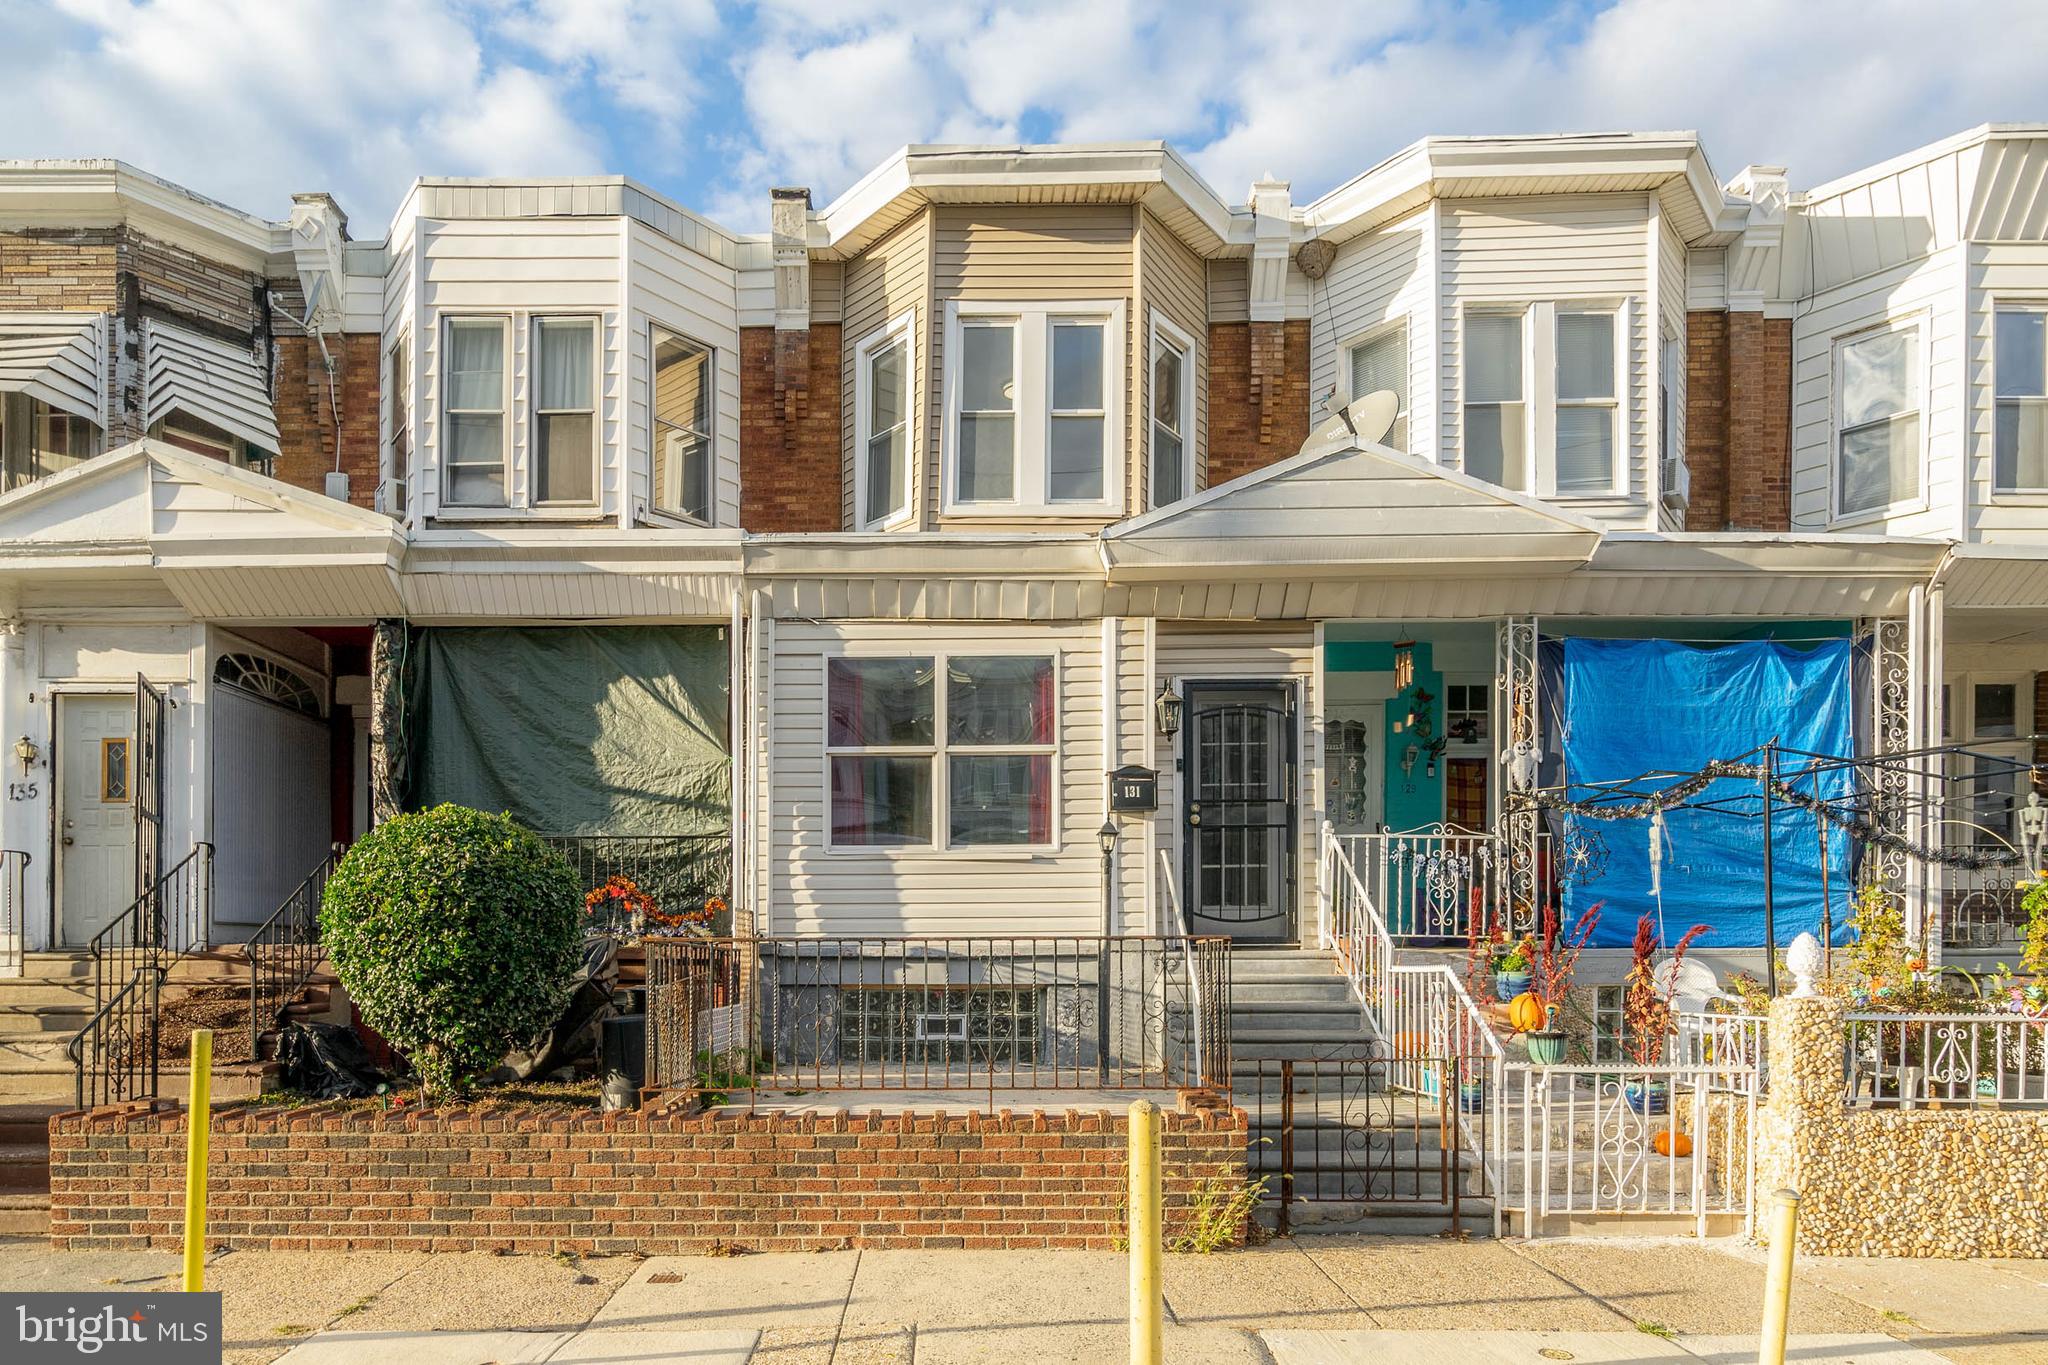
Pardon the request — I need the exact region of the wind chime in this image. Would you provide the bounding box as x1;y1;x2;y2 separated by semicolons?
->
1392;638;1416;693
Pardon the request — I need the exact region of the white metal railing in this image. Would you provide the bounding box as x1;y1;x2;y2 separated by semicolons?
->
0;849;26;978
1318;825;1388;1012
1499;1063;1758;1238
1338;825;1548;943
1674;1012;1769;1091
1158;846;1213;1090
1844;1011;2048;1108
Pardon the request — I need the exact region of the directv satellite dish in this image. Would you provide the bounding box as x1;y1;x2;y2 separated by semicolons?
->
1346;390;1399;446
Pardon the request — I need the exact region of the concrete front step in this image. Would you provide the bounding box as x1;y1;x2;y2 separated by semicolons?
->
11;953;92;981
0;1141;48;1195
0;1036;72;1066
0;1064;76;1103
0;1193;49;1236
0;982;95;1007
1266;1199;1495;1238
0;1004;93;1034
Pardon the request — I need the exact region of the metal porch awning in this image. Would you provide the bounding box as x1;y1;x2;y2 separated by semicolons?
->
0;312;105;423
143;319;280;453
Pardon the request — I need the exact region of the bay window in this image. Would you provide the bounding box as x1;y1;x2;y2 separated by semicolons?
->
1347;321;1408;451
827;653;1057;850
1833;321;1921;517
855;311;914;528
1996;306;2048;491
945;300;1124;514
1149;316;1193;508
652;325;713;523
442;317;508;506
533;317;597;504
1555;310;1618;493
1463;311;1526;489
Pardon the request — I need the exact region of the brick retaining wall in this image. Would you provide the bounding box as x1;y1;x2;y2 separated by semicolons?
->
50;1097;1247;1254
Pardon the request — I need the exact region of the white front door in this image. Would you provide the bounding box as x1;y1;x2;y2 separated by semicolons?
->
59;695;136;947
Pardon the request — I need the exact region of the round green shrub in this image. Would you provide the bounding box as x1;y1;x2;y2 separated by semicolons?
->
320;804;583;1095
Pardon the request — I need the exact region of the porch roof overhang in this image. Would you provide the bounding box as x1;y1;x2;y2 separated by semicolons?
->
1934;541;2048;612
1099;430;1605;582
400;526;744;621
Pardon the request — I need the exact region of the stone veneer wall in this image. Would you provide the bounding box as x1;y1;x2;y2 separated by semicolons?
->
49;1096;1246;1254
1753;995;2048;1258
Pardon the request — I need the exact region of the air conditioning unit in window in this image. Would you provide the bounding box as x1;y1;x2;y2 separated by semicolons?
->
375;477;408;519
1659;457;1690;512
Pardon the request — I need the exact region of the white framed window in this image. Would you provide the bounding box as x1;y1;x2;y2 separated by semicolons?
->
1660;332;1679;464
1463;310;1526;490
1;393;100;492
1832;318;1923;519
152;411;269;477
1555;308;1619;494
532;316;598;505
384;330;410;515
1945;672;2033;854
651;324;713;524
441;315;510;506
1995;305;2048;492
1346;319;1408;451
855;310;915;528
825;652;1058;851
943;300;1125;515
1148;313;1194;509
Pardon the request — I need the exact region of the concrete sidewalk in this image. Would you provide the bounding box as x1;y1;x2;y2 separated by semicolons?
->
3;1235;2043;1364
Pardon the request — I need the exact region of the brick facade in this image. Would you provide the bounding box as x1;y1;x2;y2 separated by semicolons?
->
270;331;381;506
1207;319;1311;488
49;1098;1247;1254
1682;309;1791;531
739;324;843;531
0;228;121;311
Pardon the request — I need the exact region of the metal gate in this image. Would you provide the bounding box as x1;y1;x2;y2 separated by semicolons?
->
134;674;165;903
1182;685;1295;938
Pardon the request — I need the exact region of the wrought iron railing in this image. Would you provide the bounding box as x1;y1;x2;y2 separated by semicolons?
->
643;935;1230;1105
1673;1012;1769;1091
541;833;733;935
67;845;212;1108
1338;825;1550;943
0;849;27;978
1845;1011;2048;1108
245;850;341;1059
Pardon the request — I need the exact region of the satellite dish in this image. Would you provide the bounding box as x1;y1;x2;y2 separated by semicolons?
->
1346;390;1400;446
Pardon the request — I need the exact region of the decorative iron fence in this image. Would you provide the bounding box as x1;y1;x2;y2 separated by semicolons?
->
1673;1012;1769;1091
1496;1062;1759;1237
1338;825;1549;943
245;850;341;1058
1844;1012;2048;1108
642;935;1230;1105
541;833;733;936
68;844;212;1108
0;849;27;978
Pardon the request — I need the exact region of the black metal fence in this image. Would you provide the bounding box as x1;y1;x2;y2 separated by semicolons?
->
68;844;212;1108
643;935;1230;1105
245;851;341;1058
541;833;733;936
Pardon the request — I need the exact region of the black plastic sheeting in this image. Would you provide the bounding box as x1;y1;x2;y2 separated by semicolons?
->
403;625;730;836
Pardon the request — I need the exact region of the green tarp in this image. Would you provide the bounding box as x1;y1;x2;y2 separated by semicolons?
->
405;625;730;836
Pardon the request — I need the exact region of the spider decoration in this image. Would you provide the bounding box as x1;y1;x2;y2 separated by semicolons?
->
1555;820;1610;887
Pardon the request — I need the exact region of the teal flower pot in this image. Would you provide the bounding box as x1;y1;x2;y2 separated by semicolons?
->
1526;1031;1568;1065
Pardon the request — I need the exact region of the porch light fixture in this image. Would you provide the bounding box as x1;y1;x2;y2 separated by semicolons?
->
1392;640;1416;693
13;734;37;773
1097;820;1120;856
1153;682;1182;740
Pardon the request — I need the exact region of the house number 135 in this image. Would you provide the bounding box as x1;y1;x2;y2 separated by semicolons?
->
6;782;36;801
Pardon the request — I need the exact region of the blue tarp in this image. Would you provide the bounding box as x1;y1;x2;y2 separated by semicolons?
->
1559;637;1856;949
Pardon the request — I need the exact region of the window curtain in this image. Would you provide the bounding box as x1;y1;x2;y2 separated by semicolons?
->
446;324;503;408
536;321;593;410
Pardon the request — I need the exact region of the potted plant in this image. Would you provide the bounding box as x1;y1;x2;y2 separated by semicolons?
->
1622;913;1709;1114
1492;932;1536;1002
1523;900;1601;1065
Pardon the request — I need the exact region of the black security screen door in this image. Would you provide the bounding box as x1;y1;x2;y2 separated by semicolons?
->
1183;684;1296;940
134;673;165;901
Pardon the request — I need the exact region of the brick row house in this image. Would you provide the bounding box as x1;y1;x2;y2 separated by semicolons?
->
3;126;2048;1105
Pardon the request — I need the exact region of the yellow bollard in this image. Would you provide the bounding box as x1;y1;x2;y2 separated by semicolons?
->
1758;1188;1799;1365
1127;1098;1163;1365
182;1028;213;1293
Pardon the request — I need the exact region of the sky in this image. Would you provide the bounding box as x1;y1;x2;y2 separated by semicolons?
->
2;0;2045;235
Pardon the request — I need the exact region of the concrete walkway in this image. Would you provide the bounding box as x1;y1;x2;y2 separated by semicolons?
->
3;1235;2043;1364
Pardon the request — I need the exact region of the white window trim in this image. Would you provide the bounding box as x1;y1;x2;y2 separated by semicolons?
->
1460;301;1633;499
438;313;512;509
530;314;602;509
645;320;717;528
822;648;1062;856
1338;315;1409;451
1147;310;1196;511
1460;305;1531;492
1829;312;1929;526
941;298;1126;517
1551;302;1626;499
1991;298;2048;497
854;308;917;530
383;329;412;509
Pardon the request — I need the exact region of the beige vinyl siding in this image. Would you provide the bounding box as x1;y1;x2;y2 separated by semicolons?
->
840;210;932;531
1440;196;1652;526
1788;245;1963;537
1962;241;2048;542
1207;259;1250;324
1136;209;1208;508
1307;207;1433;459
1686;247;1727;311
1150;623;1320;936
414;216;625;522
810;259;844;325
763;619;1111;935
1656;212;1687;531
625;219;742;527
1803;147;1967;296
927;204;1137;531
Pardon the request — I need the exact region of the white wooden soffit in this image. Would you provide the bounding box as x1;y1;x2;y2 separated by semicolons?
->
142;319;281;453
0;312;104;424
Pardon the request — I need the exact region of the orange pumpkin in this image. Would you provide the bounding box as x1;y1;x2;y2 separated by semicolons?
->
1651;1129;1693;1158
1506;992;1547;1034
